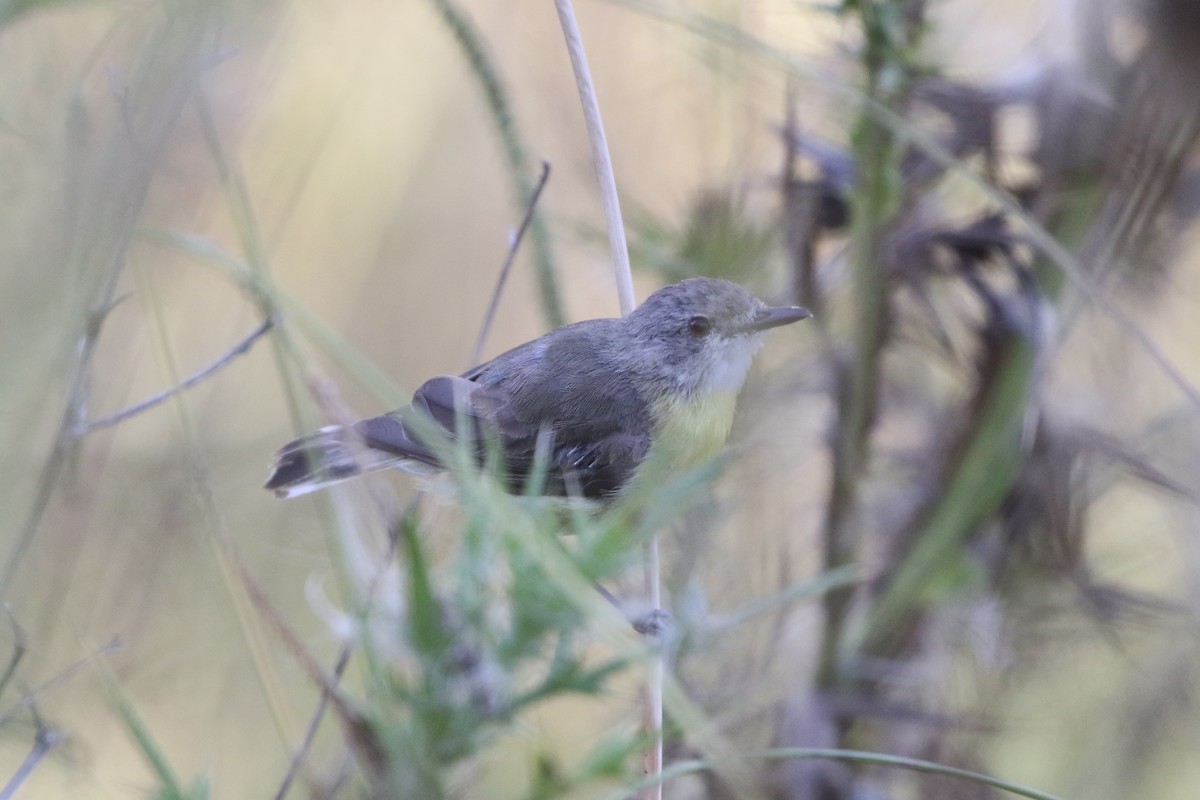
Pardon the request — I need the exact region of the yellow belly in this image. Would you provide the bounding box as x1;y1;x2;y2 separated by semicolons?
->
648;390;739;470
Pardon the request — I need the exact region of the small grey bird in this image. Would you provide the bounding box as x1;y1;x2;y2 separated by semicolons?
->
264;278;810;500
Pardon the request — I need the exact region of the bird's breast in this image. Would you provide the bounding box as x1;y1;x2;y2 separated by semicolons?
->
647;389;739;470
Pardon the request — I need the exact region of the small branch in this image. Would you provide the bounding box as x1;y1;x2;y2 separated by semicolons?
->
642;538;664;793
0;697;62;800
428;0;565;327
272;647;353;800
471;161;552;366
271;502;418;799
0;637;121;726
0;610;27;698
76;317;273;435
232;553;387;776
554;0;635;316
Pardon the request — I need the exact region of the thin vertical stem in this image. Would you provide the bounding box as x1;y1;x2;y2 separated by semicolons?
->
552;2;654;796
816;0;922;689
553;0;636;316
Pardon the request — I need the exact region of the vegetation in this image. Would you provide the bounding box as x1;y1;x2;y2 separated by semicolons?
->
2;0;1199;798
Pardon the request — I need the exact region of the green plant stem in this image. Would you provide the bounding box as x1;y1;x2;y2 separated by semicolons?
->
816;0;920;688
113;693;186;798
816;117;894;686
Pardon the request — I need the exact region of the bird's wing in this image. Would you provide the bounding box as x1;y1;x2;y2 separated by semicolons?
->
352;375;485;468
476;323;654;498
358;324;653;499
538;431;649;498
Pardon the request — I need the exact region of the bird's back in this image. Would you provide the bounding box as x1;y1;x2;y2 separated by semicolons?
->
462;319;655;497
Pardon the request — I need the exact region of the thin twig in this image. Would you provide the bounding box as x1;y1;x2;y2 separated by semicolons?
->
471;162;552;366
272;501;419;800
0;696;62;800
0;7;212;602
232;553;387;776
643;537;664;794
76;317;273;435
554;0;636;317
0;610;27;698
272;646;353;800
428;0;565;327
0;637;121;726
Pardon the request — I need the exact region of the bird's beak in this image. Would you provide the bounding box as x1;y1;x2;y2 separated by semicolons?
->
742;305;812;333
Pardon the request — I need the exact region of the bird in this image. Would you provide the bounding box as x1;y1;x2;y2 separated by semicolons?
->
264;278;810;501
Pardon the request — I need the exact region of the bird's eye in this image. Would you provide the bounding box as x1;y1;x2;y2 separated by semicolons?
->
687;315;711;337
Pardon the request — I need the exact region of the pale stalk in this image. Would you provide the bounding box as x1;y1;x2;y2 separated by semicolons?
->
552;2;660;796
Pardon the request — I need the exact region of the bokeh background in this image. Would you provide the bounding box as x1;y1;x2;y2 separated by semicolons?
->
2;0;1200;798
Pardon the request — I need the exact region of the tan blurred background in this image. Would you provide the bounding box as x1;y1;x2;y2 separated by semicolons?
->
2;0;1199;798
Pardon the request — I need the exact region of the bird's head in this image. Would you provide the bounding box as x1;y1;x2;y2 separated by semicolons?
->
625;278;811;397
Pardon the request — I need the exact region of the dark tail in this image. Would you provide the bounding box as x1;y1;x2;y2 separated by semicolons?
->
264;426;406;499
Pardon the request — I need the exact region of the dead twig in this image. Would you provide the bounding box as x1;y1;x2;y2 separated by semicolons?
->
0;638;121;727
471;161;552;366
0;611;27;699
231;553;388;777
272;646;353;800
271;501;419;799
76;317;274;435
0;696;62;800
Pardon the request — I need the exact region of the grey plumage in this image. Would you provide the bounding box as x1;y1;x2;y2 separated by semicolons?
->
264;278;810;500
